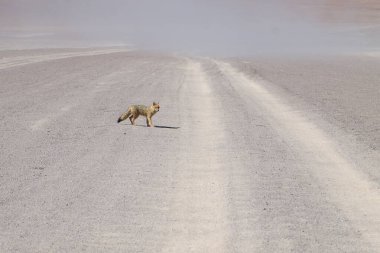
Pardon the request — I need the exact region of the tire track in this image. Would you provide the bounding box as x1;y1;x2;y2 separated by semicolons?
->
162;59;231;252
215;60;380;250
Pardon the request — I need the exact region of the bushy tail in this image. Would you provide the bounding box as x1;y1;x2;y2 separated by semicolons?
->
117;110;130;123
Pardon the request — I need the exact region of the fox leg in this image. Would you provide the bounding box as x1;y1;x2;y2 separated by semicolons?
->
147;116;154;127
131;114;138;125
129;115;133;125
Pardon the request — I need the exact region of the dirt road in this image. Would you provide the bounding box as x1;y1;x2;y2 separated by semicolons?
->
1;49;379;252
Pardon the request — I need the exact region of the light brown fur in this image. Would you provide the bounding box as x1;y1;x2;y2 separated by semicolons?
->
117;102;160;127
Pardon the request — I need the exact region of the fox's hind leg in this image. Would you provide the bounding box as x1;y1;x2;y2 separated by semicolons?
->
131;114;139;125
129;115;134;125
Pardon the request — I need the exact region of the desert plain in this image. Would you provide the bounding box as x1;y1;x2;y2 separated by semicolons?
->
1;0;380;252
0;48;379;252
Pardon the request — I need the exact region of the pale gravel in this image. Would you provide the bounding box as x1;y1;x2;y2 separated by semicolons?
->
0;49;379;252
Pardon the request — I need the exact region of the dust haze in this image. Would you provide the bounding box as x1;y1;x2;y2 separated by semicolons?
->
1;0;379;56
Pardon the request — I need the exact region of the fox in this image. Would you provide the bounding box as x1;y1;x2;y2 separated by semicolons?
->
117;102;160;127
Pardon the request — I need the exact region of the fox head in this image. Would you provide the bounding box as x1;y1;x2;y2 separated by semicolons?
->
152;101;160;112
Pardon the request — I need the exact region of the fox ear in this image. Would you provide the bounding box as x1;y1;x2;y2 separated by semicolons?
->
153;101;157;105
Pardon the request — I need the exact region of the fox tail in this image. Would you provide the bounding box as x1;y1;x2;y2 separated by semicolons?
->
117;110;130;123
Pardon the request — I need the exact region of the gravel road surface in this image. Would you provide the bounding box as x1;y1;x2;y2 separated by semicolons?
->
1;49;379;252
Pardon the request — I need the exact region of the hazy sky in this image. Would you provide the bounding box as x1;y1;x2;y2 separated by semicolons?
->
1;0;379;55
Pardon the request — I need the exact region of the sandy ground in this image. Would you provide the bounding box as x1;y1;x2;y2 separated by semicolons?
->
0;48;380;252
0;47;129;70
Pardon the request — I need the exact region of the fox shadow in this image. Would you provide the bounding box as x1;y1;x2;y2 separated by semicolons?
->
154;125;180;129
123;124;180;129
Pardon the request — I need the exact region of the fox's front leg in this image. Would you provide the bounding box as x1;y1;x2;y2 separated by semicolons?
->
147;116;154;127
